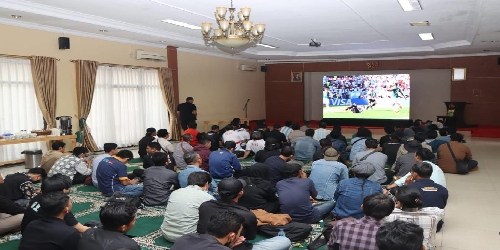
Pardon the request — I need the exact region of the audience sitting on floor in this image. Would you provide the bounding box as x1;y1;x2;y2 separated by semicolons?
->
240;131;265;160
178;151;217;194
173;134;194;169
19;192;81;250
138;127;156;159
198;178;292;250
0;194;24;235
280;121;293;141
206;125;222;151
293;129;321;161
48;147;92;185
379;125;396;147
376;220;425;250
386;148;446;190
142;152;179;206
40;140;66;173
142;142;161;169
267;124;288;147
437;128;450;142
264;146;295;187
389;140;421;180
300;121;311;132
209;141;242;179
349;127;372;162
161;172;214;242
184;122;200;147
92;143;118;187
426;129;446;153
309;148;348;201
78;202;140;250
172;211;245;250
288;124;305;145
154;129;174;153
437;133;478;173
401;127;415;144
254;138;281;163
236;124;251;143
328;194;395;250
313;122;330;141
353;139;388;184
333;162;383;219
238;163;280;213
382;132;402;166
21;174;88;234
0;168;45;207
384;186;444;250
327;129;349;161
313;138;332;161
193;137;212;171
277;163;336;223
404;162;449;211
96;150;142;197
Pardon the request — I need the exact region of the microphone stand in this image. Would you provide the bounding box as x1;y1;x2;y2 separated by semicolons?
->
243;99;250;119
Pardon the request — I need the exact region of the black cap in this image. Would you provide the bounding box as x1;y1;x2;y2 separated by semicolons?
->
146;128;156;133
218;178;245;199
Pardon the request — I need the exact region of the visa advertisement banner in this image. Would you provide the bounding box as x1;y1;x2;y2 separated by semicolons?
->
329;98;369;106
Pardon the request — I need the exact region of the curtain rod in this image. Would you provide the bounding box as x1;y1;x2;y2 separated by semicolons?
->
70;60;168;70
0;53;60;61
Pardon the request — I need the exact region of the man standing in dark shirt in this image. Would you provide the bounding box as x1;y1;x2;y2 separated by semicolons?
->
172;211;245;250
78;203;140;250
19;192;81;250
177;97;197;130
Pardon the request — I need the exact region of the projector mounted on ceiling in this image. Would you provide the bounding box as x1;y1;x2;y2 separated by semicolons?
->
309;39;321;47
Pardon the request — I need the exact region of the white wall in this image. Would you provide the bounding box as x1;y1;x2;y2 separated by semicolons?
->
304;69;451;121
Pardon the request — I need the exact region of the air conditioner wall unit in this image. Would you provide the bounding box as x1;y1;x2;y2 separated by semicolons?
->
136;50;167;61
239;64;257;71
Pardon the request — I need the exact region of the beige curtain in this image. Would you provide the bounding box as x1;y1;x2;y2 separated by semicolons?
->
30;56;57;129
158;67;181;140
75;60;99;151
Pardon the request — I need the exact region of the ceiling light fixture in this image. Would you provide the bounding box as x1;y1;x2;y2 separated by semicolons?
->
397;0;422;11
257;43;277;49
11;15;22;19
410;21;430;26
419;33;434;40
99;29;108;32
201;0;265;51
162;19;200;30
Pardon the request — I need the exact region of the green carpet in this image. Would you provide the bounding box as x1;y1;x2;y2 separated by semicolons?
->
0;159;324;250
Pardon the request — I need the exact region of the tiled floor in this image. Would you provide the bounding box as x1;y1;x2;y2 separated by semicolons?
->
1;138;499;249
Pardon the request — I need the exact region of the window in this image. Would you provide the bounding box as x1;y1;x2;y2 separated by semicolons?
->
0;58;44;162
87;66;169;149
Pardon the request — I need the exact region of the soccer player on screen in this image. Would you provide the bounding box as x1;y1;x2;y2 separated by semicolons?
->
391;83;405;113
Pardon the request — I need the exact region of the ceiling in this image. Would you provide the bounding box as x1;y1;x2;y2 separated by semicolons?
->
1;0;500;62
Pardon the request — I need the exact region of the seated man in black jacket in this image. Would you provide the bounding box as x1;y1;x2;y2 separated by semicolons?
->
172;211;245;250
198;178;291;250
0;194;24;235
78;202;140;250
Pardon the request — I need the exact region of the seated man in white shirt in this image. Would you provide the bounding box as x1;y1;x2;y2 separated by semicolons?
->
240;131;265;160
313;122;331;141
154;129;174;153
92;143;119;187
222;124;245;158
161;171;214;242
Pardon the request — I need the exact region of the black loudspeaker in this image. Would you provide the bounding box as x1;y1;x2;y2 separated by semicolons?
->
58;37;70;50
260;66;267;72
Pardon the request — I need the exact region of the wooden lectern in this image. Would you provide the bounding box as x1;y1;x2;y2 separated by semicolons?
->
437;102;471;127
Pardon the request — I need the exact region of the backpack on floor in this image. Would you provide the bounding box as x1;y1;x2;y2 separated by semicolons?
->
258;222;313;242
106;192;144;209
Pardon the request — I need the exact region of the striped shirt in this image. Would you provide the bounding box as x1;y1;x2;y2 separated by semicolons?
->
313;128;331;141
280;126;293;141
384;207;445;250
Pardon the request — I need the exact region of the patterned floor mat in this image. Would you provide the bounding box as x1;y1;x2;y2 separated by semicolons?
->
0;159;323;250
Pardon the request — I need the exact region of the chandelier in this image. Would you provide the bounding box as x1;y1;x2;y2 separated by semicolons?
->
201;0;265;49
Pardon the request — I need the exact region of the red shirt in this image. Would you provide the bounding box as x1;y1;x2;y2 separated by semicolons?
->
184;128;199;147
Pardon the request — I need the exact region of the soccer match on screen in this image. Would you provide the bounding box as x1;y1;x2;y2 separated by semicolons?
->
322;74;410;119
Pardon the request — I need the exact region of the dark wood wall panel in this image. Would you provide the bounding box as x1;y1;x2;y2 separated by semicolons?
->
265;55;500;125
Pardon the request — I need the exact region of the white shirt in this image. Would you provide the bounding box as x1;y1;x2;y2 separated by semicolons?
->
236;128;250;141
313;128;331;141
223;130;244;151
160;185;214;242
395;161;447;188
154;137;174;153
280;126;293;140
246;139;265;153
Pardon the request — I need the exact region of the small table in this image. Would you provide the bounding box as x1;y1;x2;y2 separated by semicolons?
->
0;135;77;166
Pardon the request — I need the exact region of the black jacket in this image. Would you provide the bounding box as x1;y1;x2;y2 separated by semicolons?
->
78;228;140;250
238;176;279;213
0;194;24;215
